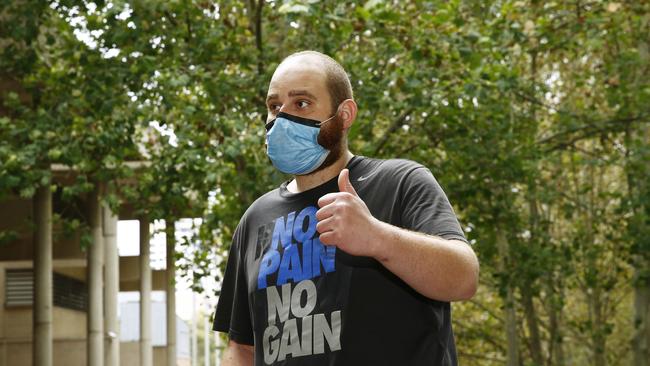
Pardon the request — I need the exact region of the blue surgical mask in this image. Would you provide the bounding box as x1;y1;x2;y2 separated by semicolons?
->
265;111;336;175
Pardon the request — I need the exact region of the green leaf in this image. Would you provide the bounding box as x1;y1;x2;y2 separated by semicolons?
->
19;186;36;198
355;6;371;20
0;230;19;246
364;0;383;11
278;3;310;14
47;148;62;160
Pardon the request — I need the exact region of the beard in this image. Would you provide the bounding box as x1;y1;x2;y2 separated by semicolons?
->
298;114;345;176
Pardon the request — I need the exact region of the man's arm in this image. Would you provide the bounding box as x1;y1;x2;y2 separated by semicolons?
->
221;340;254;366
316;169;479;302
371;222;478;301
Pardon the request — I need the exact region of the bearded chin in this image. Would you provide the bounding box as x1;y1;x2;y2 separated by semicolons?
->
297;115;345;176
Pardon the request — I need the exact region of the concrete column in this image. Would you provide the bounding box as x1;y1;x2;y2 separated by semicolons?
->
103;204;119;366
88;184;104;366
191;293;197;366
166;220;177;366
140;216;153;366
204;307;209;366
214;327;221;366
33;183;52;366
214;297;222;366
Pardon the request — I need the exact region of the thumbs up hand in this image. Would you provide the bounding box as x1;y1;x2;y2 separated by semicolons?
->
316;169;381;257
337;168;358;196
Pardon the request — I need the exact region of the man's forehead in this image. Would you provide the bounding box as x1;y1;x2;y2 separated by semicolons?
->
276;54;325;74
267;58;327;95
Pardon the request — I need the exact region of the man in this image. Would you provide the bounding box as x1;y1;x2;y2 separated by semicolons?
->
213;50;479;366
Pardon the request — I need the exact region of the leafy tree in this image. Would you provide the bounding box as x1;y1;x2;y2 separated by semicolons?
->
1;1;648;365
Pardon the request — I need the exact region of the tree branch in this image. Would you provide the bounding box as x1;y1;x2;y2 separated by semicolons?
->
457;352;506;363
538;115;649;152
373;107;414;156
468;298;505;323
184;6;193;46
255;0;264;76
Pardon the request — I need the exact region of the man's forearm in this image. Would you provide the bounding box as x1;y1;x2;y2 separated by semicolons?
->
371;220;479;302
221;340;254;366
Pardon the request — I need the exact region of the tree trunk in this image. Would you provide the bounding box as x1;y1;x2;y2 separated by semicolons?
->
583;160;607;366
633;275;650;366
547;276;566;366
522;288;543;365
631;122;650;366
497;231;520;366
590;286;606;366
524;174;543;365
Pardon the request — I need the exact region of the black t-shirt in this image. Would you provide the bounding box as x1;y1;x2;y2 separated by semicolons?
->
213;156;468;366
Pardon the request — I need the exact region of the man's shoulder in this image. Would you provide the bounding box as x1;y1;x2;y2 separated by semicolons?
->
382;157;427;172
240;186;283;221
353;156;427;179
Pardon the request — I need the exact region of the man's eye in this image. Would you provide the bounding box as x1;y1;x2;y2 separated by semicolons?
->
268;104;280;112
297;100;310;109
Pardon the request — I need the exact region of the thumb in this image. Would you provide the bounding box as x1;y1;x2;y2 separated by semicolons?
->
338;169;358;196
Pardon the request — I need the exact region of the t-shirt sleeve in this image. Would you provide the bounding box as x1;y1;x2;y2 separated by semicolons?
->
400;166;468;244
212;223;254;345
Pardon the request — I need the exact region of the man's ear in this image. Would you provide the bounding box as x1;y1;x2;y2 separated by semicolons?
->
338;99;357;129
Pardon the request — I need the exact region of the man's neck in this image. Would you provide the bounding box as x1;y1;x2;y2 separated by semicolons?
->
287;150;354;193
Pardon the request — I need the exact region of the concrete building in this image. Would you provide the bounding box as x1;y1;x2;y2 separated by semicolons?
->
119;299;191;366
0;174;186;366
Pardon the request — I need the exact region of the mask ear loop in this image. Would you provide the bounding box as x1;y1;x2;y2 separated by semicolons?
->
316;105;342;127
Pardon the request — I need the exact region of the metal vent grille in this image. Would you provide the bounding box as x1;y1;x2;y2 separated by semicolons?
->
53;272;87;311
5;269;88;311
5;269;33;306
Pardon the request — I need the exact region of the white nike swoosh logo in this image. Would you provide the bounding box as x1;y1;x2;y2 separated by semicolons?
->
357;171;378;181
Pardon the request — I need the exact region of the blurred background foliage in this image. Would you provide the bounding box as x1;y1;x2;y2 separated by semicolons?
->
1;0;649;365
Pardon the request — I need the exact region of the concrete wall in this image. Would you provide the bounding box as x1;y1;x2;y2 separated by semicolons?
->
0;305;87;366
0;267;182;366
0;195;188;365
52;339;86;366
119;343;179;366
0;261;88;366
0;261;87;335
119;256;168;292
1;340;190;366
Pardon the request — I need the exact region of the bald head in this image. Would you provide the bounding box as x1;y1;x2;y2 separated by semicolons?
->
276;51;354;113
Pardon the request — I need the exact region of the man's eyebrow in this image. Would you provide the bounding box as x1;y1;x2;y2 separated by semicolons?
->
266;93;279;103
266;90;318;103
288;90;318;100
